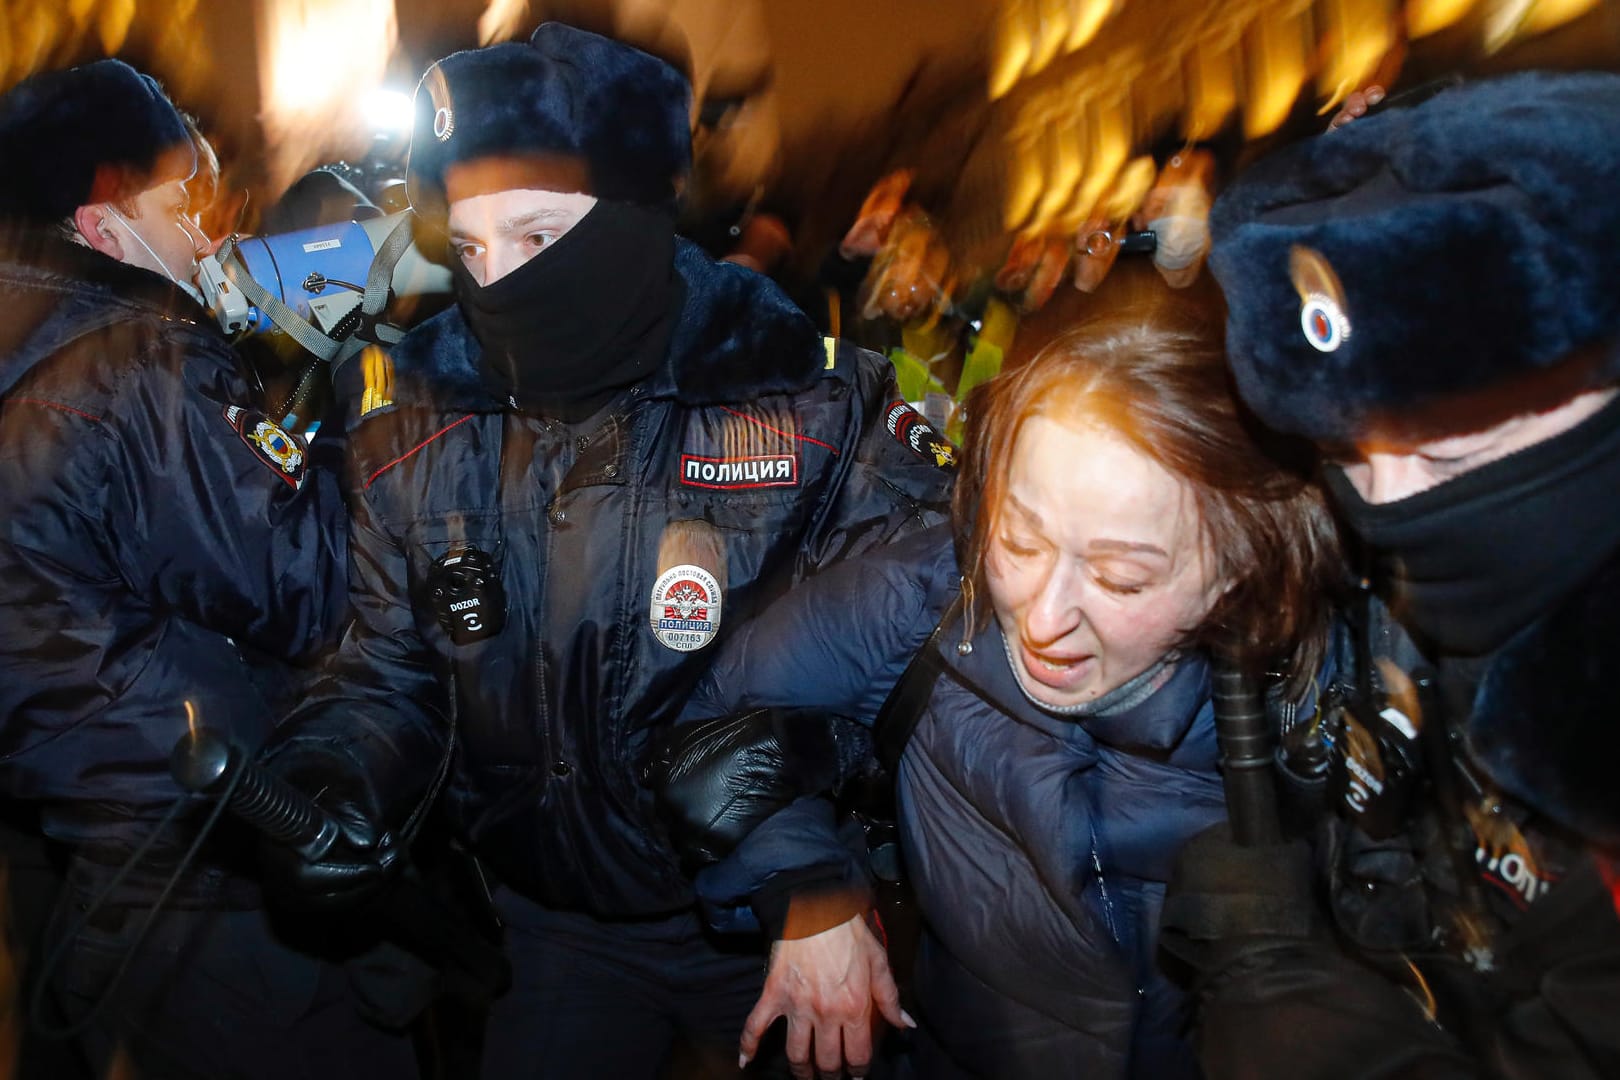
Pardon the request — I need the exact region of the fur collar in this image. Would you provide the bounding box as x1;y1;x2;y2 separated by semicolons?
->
0;225;204;396
375;237;823;418
1470;549;1620;849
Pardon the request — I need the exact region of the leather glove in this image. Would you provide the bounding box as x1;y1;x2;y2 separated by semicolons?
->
256;744;403;912
1159;821;1319;981
643;709;852;868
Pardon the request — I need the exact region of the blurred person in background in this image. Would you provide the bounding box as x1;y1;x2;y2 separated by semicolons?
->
1135;149;1214;291
1163;70;1620;1079
652;293;1342;1078
256;23;952;1079
0;59;414;1078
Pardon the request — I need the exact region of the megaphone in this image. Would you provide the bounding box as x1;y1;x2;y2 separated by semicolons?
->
198;211;451;340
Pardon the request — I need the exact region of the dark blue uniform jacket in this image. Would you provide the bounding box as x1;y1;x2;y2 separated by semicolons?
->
273;240;952;918
0;231;348;854
685;525;1228;1078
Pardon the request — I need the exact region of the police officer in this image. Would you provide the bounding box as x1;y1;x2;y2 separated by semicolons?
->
260;23;952;1078
1162;71;1620;1078
0;61;416;1077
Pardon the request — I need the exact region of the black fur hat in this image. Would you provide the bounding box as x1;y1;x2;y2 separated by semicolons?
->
1210;71;1620;443
0;59;192;224
406;22;690;215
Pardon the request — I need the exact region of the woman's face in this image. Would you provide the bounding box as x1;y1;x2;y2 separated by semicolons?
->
986;414;1223;708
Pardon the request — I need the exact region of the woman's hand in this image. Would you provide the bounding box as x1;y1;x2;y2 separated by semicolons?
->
740;913;914;1079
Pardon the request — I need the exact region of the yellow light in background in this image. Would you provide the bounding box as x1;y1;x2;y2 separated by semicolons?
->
0;2;210;99
1317;0;1396;111
990;0;1036;100
1244;2;1313;139
1406;0;1479;37
1099;154;1157;222
1132;60;1184;145
478;0;530;46
1025;0;1072;78
96;0;135;56
1183;36;1239;140
151;0;209;100
1066;0;1120;53
1500;0;1602;45
1067;93;1130;230
1032;99;1085;231
258;0;397;193
1003;113;1048;231
1523;0;1603;33
3;5;55;85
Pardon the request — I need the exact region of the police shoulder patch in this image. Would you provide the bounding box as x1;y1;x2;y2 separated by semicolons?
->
223;405;306;488
884;400;957;469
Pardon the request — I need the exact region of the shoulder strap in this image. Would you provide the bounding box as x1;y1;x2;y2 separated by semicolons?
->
873;591;963;771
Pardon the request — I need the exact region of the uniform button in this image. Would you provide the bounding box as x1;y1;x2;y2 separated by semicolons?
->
551;761;572;778
550;509;566;525
576;435;590;451
604;464;619;478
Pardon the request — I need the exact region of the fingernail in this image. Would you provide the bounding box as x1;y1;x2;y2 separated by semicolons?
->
901;1009;918;1029
1367;88;1385;104
739;1054;750;1069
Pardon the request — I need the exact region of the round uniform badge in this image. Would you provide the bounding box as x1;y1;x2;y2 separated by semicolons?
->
650;564;723;652
1288;245;1351;354
1300;293;1350;353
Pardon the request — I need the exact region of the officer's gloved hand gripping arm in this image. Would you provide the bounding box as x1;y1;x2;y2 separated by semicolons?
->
255;495;451;910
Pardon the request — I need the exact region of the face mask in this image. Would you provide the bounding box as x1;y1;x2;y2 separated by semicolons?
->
1326;395;1620;656
1147;214;1210;272
105;206;206;306
452;200;681;421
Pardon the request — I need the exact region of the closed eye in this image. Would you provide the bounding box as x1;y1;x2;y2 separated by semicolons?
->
999;535;1043;559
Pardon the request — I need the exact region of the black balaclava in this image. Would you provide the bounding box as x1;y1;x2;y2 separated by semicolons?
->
1326;393;1620;657
452;199;683;422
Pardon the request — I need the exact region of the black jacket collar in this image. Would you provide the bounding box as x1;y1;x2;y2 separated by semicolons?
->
1468;549;1620;849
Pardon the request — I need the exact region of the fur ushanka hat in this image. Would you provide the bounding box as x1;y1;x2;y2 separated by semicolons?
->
0;59;193;225
406;22;691;216
1210;71;1620;443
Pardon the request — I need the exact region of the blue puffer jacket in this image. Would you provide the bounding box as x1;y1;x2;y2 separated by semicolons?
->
0;230;348;855
685;525;1228;1078
270;239;953;918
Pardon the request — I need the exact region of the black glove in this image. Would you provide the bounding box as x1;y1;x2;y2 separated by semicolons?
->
1159;821;1319;981
643;709;852;868
256;744;403;911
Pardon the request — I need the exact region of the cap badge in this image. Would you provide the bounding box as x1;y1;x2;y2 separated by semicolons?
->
1290;245;1351;353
